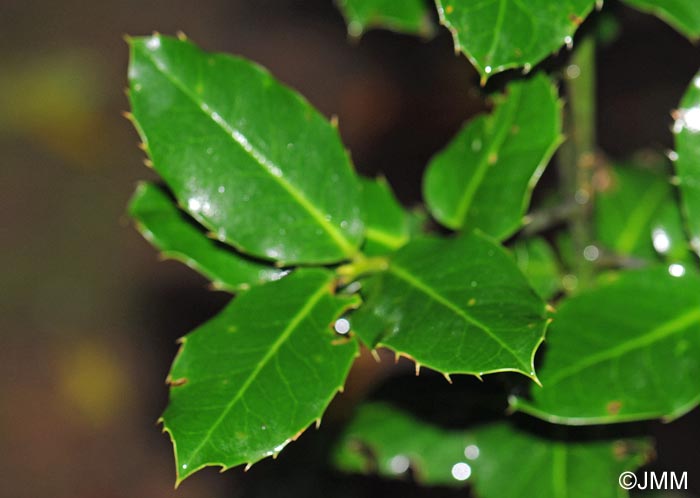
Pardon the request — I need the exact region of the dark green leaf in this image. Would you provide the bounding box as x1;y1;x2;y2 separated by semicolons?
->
673;71;700;257
359;176;410;256
351;231;547;379
336;0;433;37
623;0;700;38
595;163;688;262
128;182;285;291
434;0;596;80
335;402;652;497
423;74;562;239
512;237;562;300
128;35;364;265
162;269;360;482
513;267;700;424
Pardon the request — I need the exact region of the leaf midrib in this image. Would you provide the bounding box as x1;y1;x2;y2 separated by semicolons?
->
136;43;357;258
452;84;523;227
545;306;700;387
180;274;332;466
387;261;528;371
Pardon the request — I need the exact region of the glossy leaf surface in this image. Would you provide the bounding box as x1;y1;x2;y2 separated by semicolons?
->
351;231;547;378
595;164;687;262
513;267;700;424
335;402;651;497
128;35;364;265
162;269;360;482
128;182;285;291
512;237;562;300
359;176;410;256
434;0;596;79
423;74;562;239
336;0;433;37
674;72;700;257
624;0;700;38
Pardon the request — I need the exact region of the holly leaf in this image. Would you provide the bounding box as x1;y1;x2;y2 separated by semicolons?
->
335;402;652;497
162;269;360;483
336;0;434;37
513;267;700;424
434;0;596;80
359;176;410;256
423;74;562;239
128;34;364;265
512;237;562;300
128;182;285;291
351;231;547;379
595;163;688;262
673;71;700;257
623;0;700;38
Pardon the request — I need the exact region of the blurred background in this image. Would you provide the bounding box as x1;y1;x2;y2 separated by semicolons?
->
2;1;700;497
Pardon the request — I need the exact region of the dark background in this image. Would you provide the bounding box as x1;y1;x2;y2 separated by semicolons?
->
1;1;699;497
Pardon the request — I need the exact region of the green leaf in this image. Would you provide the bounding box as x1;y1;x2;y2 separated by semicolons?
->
128;34;364;266
623;0;700;38
595;163;688;262
423;74;562;239
162;269;360;482
513;267;700;424
351;231;547;379
128;182;285;291
359;176;410;256
512;237;562;300
673;71;700;257
335;402;652;496
336;0;433;37
434;0;596;80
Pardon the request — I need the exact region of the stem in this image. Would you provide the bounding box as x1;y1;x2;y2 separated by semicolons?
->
559;34;598;289
522;201;579;236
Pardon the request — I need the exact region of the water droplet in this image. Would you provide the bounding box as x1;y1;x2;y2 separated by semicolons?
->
484;66;492;74
583;245;599;261
669;263;686;277
564;36;573;49
287;143;295;150
471;139;482;152
188;198;202;211
652;228;671;254
464;445;480;460
666;150;679;161
574;188;589;205
389;455;410;474
340;220;349;229
451;462;472;481
334;318;350;335
147;36;161;50
218;185;225;193
674;107;700;133
562;274;578;291
695;76;700;89
261;425;267;430
207;147;214;156
522;63;532;74
216;228;227;241
182;463;188;469
133;83;142;92
565;64;580;79
470;281;477;288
